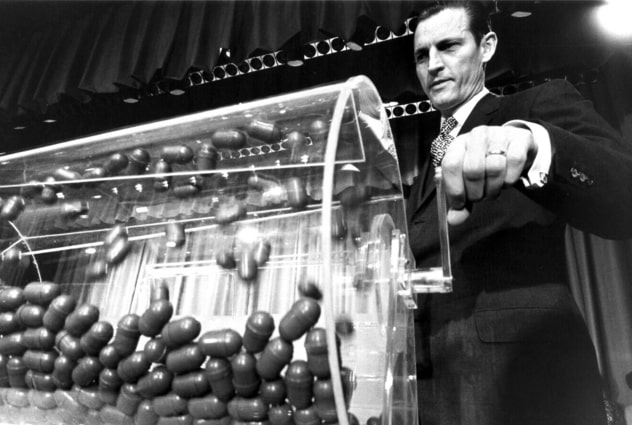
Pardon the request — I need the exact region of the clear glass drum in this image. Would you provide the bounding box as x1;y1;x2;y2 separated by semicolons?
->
0;75;450;425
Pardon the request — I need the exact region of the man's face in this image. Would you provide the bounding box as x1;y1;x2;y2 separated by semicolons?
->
413;8;489;116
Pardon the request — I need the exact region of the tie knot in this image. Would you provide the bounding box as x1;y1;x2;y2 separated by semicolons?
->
431;116;458;167
440;116;458;136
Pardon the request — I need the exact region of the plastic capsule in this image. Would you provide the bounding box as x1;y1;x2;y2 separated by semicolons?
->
0;195;26;221
293;406;320;425
5;387;29;408
335;314;355;337
77;386;105;410
340;366;354;405
104;224;128;247
43;294;76;332
0;287;25;312
278;298;321;342
105;236;132;265
40;177;60;204
152;393;188;417
51;355;75;390
215;201;247;225
284;360;313;409
28;388;57;409
136;399;159;425
104;153;129;175
161;145;194;164
269;403;293;425
313;379;337;422
7;357;27;388
80;320;114;356
366;416;381;425
0;354;10;387
82;166;108;187
308;117;329;144
161;316;201;348
99;367;123;395
260;379;287;406
237;248;258;282
285;177;308;210
53;167;83;188
116;383;143;416
227;396;268;422
117;351;150;383
165;221;186;248
113;313;141;357
243;311;274;353
304;328;329;378
64;303;99;337
0;331;26;355
203;358;234;401
136;366;173;398
173;182;200;198
23;349;57;373
139;299;173;337
144;337;168;363
195;143;219;171
297;280;322;301
253;240;271;266
331;208;347;240
100;404;135;425
0;312;22;335
165;343;205;374
128;148;151;174
215;249;236;269
72;356;103;387
256;337;294;380
246;119;283;143
55;330;84;360
153;159;172;192
60;200;89;219
24;370;56;392
286;130;308;150
151;281;170;301
198;329;242;358
231;352;260;397
15;304;45;328
171;370;211;398
86;259;108;281
99;344;122;369
1;247;25;266
188;394;227;419
211;129;247;150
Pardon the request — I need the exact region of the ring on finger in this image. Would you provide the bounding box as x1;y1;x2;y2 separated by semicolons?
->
486;149;506;157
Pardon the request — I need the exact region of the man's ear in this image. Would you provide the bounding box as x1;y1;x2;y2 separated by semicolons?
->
480;31;497;64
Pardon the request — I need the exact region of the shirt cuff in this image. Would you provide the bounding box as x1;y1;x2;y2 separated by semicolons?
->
503;120;551;188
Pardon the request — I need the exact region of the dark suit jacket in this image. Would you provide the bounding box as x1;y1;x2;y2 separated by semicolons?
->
407;79;632;425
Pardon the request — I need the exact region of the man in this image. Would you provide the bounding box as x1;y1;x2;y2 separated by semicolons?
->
407;2;632;425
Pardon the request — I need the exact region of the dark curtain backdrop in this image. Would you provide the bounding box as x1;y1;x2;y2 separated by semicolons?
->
565;47;632;410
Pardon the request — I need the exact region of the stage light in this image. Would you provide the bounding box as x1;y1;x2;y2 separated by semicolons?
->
316;41;330;55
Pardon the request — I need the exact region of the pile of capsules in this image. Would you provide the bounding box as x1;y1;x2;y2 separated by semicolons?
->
0;280;369;425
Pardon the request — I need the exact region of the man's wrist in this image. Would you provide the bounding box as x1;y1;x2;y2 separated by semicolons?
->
503;120;551;188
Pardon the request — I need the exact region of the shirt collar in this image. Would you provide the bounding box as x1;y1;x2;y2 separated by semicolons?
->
441;88;490;134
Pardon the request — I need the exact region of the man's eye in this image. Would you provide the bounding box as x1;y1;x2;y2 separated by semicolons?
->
416;54;428;64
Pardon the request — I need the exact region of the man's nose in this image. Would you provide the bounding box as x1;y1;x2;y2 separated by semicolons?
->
428;48;443;73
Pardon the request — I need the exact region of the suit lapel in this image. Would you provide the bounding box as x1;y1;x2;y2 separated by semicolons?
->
409;93;501;219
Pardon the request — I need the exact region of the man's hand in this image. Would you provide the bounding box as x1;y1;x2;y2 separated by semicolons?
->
441;125;537;225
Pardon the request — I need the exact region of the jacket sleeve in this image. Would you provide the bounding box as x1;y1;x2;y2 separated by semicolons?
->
523;79;632;239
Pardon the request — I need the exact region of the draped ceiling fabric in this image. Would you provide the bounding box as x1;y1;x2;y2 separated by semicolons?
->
0;0;422;119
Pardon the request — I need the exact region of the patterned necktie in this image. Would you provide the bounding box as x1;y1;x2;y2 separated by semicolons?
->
430;116;458;167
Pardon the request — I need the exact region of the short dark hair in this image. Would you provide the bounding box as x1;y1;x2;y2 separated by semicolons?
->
416;1;493;44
